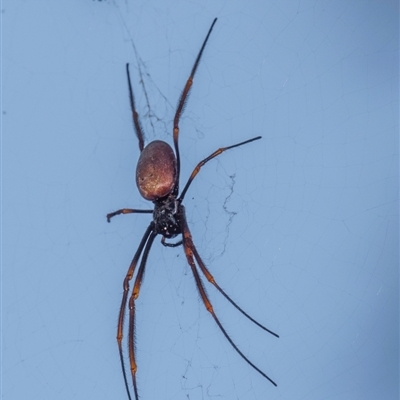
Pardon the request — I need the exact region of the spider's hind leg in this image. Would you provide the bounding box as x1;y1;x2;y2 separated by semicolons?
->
126;63;145;152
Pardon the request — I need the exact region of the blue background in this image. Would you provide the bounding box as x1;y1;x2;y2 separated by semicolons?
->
3;1;398;399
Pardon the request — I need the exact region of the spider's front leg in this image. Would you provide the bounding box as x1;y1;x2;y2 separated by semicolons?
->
116;223;155;400
178;204;278;386
125;228;158;400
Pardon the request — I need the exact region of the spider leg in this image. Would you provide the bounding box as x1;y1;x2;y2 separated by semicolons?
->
126;63;145;152
127;229;158;400
179;136;262;201
107;208;153;223
191;242;279;337
117;223;155;400
172;18;218;195
179;205;277;386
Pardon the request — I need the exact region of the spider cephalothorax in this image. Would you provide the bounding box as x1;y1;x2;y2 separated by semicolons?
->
153;195;181;239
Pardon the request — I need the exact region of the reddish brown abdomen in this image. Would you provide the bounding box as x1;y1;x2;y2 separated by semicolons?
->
136;140;177;201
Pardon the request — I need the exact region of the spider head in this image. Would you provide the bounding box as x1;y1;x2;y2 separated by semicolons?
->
153;195;182;238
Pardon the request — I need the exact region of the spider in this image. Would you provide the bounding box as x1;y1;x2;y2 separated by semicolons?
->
107;18;278;400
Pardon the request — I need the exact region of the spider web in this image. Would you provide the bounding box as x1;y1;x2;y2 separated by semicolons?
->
2;1;398;400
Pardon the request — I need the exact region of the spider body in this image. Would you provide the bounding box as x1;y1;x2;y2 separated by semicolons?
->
136;140;177;201
107;18;278;400
153;195;181;239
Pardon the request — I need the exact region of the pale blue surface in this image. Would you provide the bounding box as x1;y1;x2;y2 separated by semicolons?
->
3;1;399;400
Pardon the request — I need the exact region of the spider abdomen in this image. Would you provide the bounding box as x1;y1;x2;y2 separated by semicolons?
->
136;140;177;201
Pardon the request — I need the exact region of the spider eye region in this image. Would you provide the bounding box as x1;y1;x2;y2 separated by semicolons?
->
136;140;177;201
